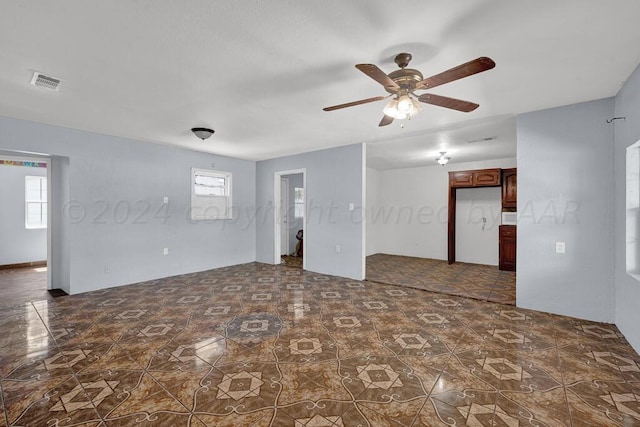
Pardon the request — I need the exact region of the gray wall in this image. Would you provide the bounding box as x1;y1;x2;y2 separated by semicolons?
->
516;98;615;322
0;161;47;265
0;116;256;294
614;62;640;352
256;144;365;280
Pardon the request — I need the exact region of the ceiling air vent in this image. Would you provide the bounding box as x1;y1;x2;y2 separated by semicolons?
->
30;72;61;91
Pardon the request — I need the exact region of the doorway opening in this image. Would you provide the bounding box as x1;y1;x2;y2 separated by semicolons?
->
454;187;501;266
274;169;306;270
0;154;53;303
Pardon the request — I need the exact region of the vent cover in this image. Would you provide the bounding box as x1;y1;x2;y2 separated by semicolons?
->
30;72;61;91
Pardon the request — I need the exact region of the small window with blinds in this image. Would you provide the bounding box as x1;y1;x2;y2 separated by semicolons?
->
190;168;232;220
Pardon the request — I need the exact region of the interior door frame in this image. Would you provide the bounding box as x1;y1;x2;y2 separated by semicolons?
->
274;168;306;269
448;171;503;264
280;177;289;256
0;153;51;289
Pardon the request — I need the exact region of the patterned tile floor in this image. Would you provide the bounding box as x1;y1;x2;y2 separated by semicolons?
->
1;262;640;426
367;254;516;305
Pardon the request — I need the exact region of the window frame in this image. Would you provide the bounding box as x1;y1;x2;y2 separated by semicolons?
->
626;140;640;281
294;186;304;218
25;175;47;229
190;168;233;220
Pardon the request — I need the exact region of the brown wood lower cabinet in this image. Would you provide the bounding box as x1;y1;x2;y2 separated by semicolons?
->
499;225;516;271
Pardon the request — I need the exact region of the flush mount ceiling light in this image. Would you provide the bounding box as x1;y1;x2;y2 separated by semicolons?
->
191;127;215;141
436;152;451;166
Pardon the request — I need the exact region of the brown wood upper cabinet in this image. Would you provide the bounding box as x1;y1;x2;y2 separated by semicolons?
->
502;168;517;209
449;171;473;187
449;168;501;188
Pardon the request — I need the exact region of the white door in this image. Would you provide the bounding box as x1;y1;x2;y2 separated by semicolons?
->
280;178;289;256
455;187;501;265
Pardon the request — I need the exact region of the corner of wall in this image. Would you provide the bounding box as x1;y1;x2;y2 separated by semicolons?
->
613;61;640;353
516;98;616;323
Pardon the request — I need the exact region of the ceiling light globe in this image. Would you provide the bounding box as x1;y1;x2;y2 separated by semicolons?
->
397;95;413;113
383;99;406;120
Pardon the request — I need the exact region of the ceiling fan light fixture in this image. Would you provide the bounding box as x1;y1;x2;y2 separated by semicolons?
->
410;96;422;116
191;127;215;141
323;54;495;126
383;94;421;120
397;94;413;113
436;151;451;166
382;98;401;119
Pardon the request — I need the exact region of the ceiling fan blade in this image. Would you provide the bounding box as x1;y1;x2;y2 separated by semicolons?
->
378;115;394;127
416;57;495;90
355;64;400;91
323;95;387;112
418;93;479;112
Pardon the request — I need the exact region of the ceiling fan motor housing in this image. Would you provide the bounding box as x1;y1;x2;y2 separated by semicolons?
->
386;69;424;94
394;52;412;68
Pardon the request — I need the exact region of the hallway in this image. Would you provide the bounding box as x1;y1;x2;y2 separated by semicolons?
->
0;266;63;306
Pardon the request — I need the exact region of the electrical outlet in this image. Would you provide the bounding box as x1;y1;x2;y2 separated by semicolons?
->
335;245;341;253
163;196;169;204
104;266;110;274
163;248;169;255
555;242;566;254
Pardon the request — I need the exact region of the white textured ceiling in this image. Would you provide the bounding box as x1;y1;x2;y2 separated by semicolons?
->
1;1;639;169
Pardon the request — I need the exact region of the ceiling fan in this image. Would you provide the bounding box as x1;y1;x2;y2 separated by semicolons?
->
323;53;495;126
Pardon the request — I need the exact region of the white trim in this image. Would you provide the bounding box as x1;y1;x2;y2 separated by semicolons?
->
46;159;51;290
274;168;306;270
626;140;640;281
280;177;289;256
361;143;367;280
25;175;47;229
293;186;305;219
190;167;233;220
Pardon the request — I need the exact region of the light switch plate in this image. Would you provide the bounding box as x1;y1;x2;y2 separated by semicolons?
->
556;242;566;254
